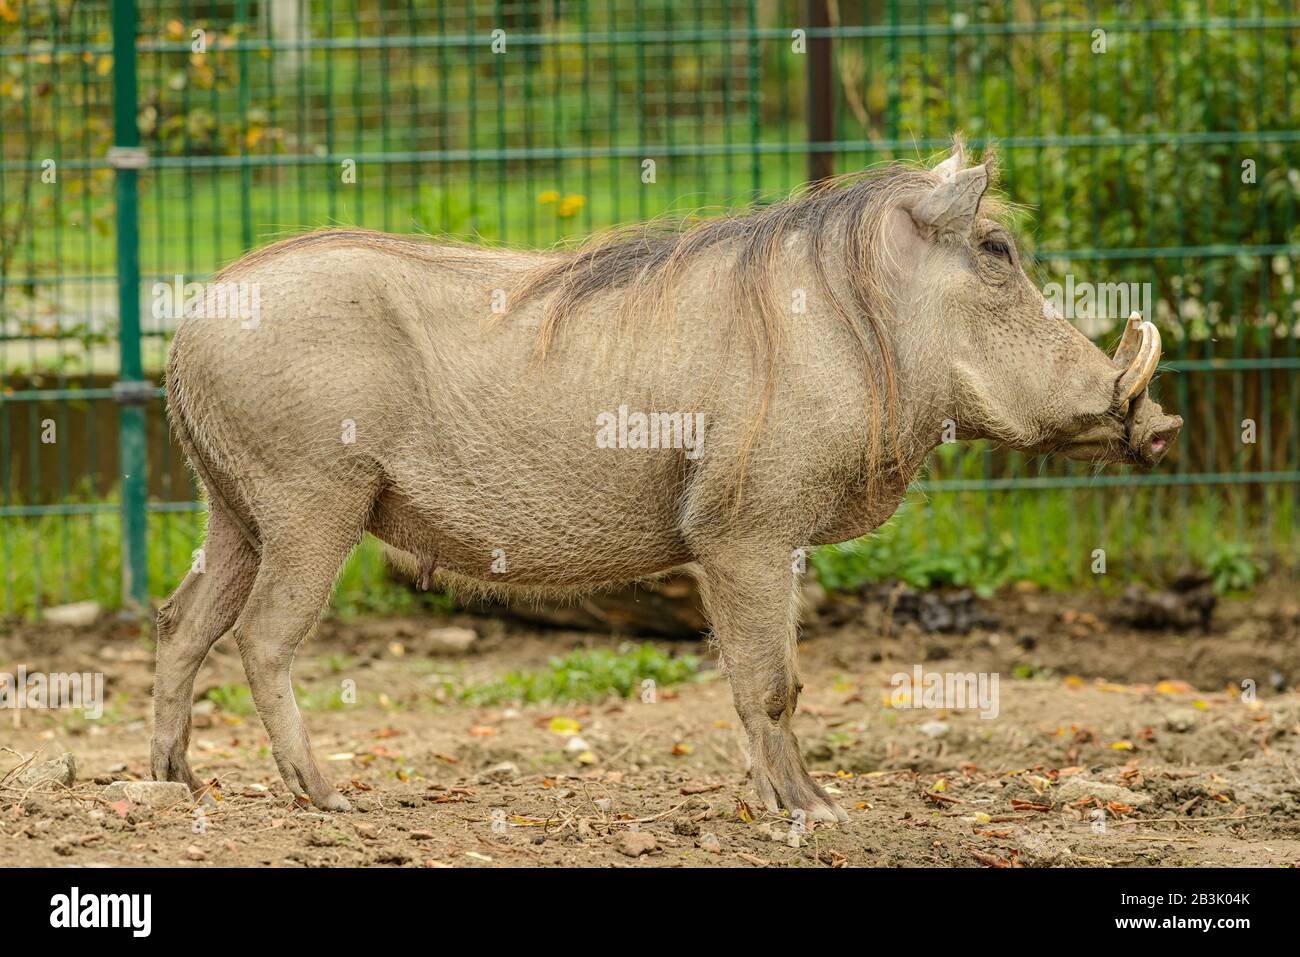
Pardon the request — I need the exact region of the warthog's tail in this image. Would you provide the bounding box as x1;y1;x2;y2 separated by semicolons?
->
164;369;261;553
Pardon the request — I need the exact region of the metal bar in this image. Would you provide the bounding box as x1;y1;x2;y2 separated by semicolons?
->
805;0;834;182
111;0;148;612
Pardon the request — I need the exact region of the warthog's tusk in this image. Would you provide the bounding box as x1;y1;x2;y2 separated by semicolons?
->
1115;317;1162;404
1112;312;1145;370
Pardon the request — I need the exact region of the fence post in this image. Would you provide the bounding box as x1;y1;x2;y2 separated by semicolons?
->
805;0;834;182
110;0;149;612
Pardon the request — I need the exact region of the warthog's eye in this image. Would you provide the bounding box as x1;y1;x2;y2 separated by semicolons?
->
981;237;1012;261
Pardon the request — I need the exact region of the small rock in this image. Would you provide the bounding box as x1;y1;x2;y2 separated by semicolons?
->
616;831;657;858
1056;777;1151;807
426;626;477;655
698;832;722;854
594;798;612;812
42;600;101;627
565;736;590;753
354;822;380;839
672;818;700;837
475;761;518;784
409;829;434;840
100;780;191;807
184;844;206;861
20;753;77;788
918;720;951;739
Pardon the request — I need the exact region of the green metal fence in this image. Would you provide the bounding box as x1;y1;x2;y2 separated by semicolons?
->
1;0;1297;619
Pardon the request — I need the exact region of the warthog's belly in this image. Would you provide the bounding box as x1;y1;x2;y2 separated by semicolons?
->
366;484;692;588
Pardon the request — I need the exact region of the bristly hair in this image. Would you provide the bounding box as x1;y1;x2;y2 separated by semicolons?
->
507;158;1003;499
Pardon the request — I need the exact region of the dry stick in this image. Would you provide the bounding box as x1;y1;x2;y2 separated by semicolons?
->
0;746;39;788
605;728;652;766
1074;855;1137;866
1112;812;1270;827
620;797;695;826
1128;835;1201;842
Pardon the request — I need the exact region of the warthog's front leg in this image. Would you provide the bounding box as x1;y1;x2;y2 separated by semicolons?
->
695;546;848;824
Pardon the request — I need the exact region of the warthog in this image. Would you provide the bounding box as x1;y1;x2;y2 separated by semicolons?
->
154;139;1181;821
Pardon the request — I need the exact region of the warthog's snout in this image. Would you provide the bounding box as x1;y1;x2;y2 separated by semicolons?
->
1112;313;1181;466
1059;313;1181;466
1126;393;1183;467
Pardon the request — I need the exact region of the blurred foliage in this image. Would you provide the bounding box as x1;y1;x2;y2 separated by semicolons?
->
813;534;1015;599
1205;542;1261;594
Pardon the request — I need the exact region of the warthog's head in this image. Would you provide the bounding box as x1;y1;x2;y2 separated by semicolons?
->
891;141;1182;467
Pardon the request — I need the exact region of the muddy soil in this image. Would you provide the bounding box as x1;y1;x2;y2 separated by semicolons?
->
3;584;1299;868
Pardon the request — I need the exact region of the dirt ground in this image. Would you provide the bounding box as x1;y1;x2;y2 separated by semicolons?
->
3;582;1300;868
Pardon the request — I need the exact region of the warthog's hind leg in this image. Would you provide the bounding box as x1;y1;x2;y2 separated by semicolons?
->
151;505;259;792
231;512;366;812
695;546;849;825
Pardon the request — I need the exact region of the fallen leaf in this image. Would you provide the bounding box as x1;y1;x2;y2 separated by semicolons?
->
549;716;581;735
1009;800;1053;812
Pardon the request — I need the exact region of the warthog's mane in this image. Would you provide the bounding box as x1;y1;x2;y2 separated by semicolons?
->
510;162;989;487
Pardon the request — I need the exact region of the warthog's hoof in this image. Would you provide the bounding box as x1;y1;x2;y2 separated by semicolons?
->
749;725;850;825
316;791;352;812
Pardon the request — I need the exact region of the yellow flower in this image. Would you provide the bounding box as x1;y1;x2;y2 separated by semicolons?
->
557;194;587;218
537;190;561;204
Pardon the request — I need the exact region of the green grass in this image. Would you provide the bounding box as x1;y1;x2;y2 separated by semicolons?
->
203;682;253;716
460;642;703;706
0;499;462;619
812;483;1289;598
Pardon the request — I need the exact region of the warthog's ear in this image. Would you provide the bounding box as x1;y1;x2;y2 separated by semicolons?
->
931;139;966;183
910;163;988;244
